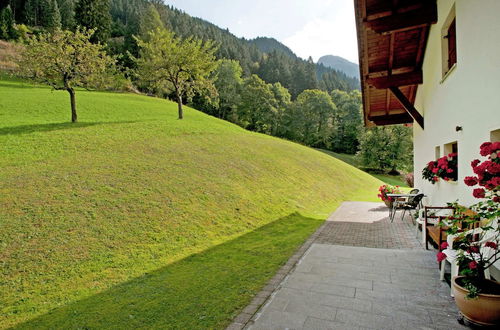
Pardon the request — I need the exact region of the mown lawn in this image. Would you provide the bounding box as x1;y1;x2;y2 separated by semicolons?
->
0;78;382;329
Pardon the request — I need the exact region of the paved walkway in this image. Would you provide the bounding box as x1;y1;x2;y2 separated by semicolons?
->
233;202;466;330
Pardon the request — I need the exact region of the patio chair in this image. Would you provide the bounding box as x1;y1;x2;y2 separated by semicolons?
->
390;189;420;222
397;193;424;223
440;226;493;296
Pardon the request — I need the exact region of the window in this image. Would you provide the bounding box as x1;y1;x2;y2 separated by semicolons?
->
441;6;457;79
444;141;458;182
444;141;458;155
435;146;441;160
446;19;457;70
491;129;500;142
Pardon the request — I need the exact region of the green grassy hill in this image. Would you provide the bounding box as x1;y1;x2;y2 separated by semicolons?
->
0;78;382;329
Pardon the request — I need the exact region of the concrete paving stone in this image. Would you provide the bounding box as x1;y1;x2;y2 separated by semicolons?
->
324;275;374;290
293;262;314;273
426;308;465;326
372;303;432;323
302;317;360;330
309;282;356;298
284;299;337;321
263;296;289;312
282;277;313;290
289;271;374;290
277;287;372;312
372;281;444;294
310;265;391;283
334;308;397;329
251;310;307;329
354;288;407;303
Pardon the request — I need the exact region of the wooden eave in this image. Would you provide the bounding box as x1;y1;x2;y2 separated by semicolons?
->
355;0;437;128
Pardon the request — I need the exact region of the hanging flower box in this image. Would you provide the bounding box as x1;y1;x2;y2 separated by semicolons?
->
422;153;458;184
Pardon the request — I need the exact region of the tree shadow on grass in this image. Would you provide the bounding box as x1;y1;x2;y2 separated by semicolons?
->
0;121;142;136
12;213;323;330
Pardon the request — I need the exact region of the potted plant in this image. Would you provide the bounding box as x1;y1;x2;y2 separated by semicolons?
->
422;153;458;184
377;184;401;208
439;142;500;325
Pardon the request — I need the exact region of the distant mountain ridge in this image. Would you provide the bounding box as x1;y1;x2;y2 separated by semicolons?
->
249;37;297;59
318;55;360;80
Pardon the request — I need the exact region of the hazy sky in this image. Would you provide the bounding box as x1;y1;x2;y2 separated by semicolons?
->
162;0;359;64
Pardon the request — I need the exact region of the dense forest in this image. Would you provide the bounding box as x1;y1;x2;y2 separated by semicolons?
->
1;0;359;96
0;0;413;172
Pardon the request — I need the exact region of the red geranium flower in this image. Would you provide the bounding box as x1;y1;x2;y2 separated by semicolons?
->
469;261;478;270
471;159;481;168
491;141;500;152
473;188;486;199
440;242;449;250
485;242;498;250
436;252;447;263
464;176;478;186
432;168;439;174
493;196;500;203
480;142;492;156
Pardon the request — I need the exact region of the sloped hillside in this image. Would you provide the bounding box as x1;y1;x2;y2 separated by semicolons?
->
0;78;381;329
319;55;360;80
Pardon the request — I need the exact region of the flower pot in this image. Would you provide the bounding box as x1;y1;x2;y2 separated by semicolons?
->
452;276;500;326
384;200;392;208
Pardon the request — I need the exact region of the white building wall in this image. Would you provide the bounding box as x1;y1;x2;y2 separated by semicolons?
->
413;0;500;207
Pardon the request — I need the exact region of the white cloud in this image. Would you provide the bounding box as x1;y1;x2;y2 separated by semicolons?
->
282;8;359;63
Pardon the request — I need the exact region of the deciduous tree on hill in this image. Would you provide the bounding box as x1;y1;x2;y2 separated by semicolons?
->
357;125;413;172
135;28;218;120
213;59;243;120
18;28;114;122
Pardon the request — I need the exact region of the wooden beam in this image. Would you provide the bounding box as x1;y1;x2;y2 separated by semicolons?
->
389;86;424;129
367;71;423;89
368;113;413;126
365;2;437;34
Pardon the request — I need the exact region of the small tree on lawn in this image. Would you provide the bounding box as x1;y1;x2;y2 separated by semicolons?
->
135;28;218;120
18;28;114;123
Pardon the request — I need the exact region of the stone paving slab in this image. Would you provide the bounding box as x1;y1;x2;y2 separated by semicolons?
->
227;202;466;330
248;244;464;330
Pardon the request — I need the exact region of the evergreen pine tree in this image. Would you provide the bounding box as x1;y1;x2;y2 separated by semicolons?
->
57;0;75;29
42;0;61;30
0;5;16;40
24;0;39;26
75;0;111;43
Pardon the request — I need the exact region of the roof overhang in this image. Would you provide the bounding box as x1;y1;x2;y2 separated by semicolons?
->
354;0;438;128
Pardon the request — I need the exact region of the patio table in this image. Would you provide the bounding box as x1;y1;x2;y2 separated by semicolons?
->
386;193;425;222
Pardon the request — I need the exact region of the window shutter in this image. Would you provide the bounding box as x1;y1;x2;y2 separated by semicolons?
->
447;19;457;69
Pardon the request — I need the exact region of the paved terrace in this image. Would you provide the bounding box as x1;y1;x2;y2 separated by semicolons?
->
228;202;466;330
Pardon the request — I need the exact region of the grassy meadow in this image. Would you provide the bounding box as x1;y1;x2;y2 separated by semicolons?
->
0;77;382;329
